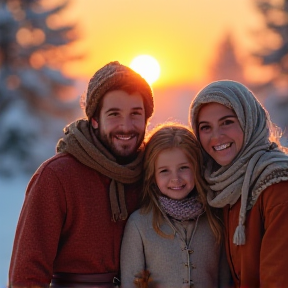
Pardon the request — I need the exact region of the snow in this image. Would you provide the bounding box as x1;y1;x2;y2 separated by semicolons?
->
0;175;28;288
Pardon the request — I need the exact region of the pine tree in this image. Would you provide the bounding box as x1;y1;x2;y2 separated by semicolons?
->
208;33;246;84
252;0;288;144
253;0;288;85
0;0;79;176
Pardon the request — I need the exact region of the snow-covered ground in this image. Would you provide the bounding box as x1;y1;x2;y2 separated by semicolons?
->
0;175;29;288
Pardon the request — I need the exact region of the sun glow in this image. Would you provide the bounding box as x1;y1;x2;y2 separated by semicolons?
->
130;55;161;85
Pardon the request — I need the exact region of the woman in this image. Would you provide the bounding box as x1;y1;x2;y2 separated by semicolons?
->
189;80;288;288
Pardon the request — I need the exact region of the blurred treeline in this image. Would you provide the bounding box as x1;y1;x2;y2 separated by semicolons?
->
0;0;82;177
208;0;288;147
0;0;288;177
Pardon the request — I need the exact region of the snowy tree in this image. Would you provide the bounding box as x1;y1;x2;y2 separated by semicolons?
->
251;0;288;145
253;0;288;86
0;0;80;177
208;33;246;84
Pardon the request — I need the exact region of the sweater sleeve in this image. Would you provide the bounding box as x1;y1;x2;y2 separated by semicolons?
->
260;181;288;286
120;212;146;288
218;242;234;288
9;164;66;288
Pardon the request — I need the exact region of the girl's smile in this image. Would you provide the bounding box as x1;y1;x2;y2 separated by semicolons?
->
155;147;195;200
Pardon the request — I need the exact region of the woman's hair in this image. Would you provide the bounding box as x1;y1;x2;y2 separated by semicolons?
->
141;122;222;242
267;118;288;154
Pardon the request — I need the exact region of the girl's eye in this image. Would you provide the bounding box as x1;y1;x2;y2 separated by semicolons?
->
180;166;190;171
159;169;168;174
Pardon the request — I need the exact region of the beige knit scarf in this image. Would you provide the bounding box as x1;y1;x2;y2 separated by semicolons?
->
56;119;144;222
190;80;288;245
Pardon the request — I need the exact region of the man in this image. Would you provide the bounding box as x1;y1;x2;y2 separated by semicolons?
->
9;61;154;288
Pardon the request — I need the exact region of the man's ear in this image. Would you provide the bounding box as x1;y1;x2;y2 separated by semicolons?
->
91;118;99;129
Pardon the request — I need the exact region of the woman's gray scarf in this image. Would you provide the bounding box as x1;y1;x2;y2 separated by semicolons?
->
56;119;144;222
190;80;288;245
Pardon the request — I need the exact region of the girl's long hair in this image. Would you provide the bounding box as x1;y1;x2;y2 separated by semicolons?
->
141;122;223;243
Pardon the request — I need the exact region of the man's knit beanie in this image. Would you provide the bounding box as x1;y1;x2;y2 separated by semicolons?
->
85;61;154;120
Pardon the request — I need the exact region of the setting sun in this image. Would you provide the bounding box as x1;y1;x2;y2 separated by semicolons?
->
130;55;161;85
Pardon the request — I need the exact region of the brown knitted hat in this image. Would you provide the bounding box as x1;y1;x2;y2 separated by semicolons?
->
85;61;154;120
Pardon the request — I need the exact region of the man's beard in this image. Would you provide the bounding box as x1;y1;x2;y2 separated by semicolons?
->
97;129;145;164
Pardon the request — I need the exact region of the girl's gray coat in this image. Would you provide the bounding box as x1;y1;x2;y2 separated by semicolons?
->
120;209;231;288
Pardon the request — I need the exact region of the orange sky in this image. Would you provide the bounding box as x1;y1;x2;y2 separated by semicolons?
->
58;0;262;89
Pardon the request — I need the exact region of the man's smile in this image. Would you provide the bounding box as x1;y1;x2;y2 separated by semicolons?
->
115;134;135;140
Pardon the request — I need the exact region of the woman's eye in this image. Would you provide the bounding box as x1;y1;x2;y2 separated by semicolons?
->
222;119;234;126
199;125;210;131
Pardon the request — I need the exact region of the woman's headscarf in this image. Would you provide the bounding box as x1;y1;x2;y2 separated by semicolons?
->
189;80;288;245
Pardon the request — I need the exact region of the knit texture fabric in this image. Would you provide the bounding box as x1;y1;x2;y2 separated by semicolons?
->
56;119;144;221
189;80;288;245
158;193;204;221
85;61;154;120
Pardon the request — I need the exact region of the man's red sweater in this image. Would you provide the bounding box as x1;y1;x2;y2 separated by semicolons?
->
9;153;140;287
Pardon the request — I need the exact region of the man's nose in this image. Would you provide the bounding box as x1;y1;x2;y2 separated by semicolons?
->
119;116;133;131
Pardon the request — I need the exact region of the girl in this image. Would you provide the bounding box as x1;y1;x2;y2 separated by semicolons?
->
120;123;231;288
189;80;288;287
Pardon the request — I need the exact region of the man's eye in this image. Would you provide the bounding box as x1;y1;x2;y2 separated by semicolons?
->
108;112;118;117
132;111;142;116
